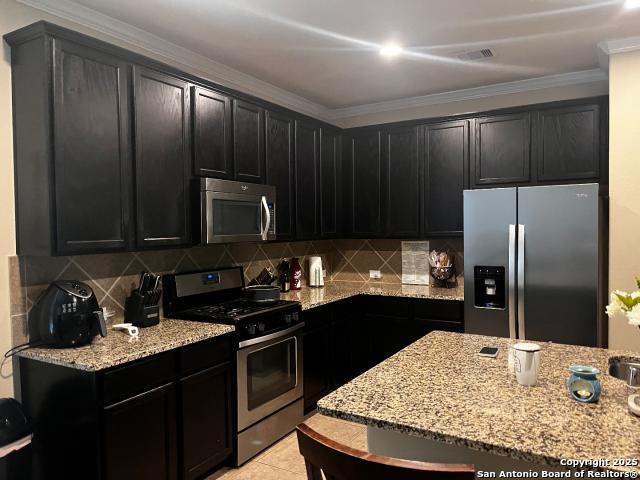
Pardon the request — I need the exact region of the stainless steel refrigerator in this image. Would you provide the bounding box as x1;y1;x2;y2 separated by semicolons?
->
463;183;607;347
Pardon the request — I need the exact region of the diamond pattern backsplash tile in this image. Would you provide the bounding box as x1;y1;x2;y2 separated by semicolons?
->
8;238;463;346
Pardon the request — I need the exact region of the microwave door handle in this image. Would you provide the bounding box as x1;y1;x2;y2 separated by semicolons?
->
260;196;271;240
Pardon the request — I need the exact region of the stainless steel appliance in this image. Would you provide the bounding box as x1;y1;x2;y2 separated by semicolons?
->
199;178;276;244
162;267;303;465
464;183;607;347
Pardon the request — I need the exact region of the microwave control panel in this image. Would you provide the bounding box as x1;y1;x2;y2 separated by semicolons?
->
267;203;276;235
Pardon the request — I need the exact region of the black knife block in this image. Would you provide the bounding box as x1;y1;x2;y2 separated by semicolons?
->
125;291;160;328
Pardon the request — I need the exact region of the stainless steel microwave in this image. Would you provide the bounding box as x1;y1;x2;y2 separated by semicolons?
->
199;178;276;244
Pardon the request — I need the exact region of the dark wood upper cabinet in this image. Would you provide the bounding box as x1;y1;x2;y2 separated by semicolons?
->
473;112;531;186
233;99;265;183
265;110;295;240
424;120;469;236
346;132;382;237
535;103;601;182
179;362;232;480
102;383;178;480
295;120;320;239
381;126;421;238
192;86;232;178
53;40;133;255
320;129;341;238
133;66;192;248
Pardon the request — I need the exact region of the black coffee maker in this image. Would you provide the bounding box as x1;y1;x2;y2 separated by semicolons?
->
29;281;107;348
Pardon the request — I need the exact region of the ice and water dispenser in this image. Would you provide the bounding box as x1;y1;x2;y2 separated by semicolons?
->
473;266;506;309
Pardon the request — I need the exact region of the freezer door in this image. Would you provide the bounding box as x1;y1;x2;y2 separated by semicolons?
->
464;188;517;337
517;184;600;346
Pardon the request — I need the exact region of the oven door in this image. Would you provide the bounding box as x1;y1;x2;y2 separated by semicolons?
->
236;323;304;431
202;190;273;244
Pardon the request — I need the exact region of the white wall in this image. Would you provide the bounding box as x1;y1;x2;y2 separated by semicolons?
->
607;49;640;351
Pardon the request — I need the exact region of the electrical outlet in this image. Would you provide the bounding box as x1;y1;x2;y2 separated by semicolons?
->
369;270;382;279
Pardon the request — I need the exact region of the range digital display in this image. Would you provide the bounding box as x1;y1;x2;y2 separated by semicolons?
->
201;272;220;285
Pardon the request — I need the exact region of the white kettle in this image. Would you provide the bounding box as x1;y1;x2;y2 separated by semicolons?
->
308;256;324;287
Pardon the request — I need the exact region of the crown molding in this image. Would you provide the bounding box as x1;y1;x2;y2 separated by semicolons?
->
328;69;608;120
597;36;640;70
15;0;610;124
15;0;334;123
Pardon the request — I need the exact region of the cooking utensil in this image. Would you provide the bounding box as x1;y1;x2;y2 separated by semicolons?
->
244;285;280;304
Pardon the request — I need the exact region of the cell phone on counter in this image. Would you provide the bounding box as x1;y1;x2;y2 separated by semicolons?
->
478;346;499;358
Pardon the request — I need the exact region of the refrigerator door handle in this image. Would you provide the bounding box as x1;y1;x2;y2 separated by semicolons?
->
508;224;517;339
517;224;526;339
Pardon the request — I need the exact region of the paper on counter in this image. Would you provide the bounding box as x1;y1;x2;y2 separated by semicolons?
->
401;241;430;285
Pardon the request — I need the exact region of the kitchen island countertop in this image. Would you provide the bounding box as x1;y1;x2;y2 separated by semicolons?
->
318;330;640;472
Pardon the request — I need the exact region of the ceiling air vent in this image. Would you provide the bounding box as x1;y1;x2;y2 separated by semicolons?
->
456;48;495;61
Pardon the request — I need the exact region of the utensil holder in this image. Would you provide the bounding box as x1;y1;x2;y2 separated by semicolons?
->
125;291;160;327
430;266;456;288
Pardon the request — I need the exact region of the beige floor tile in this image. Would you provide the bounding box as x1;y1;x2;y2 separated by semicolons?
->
218;460;306;480
343;431;368;451
304;414;365;443
256;433;307;475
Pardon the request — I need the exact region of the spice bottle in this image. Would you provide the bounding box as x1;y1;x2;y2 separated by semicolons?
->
290;257;302;290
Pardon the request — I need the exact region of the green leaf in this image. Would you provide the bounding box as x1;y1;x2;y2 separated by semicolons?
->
636;277;640;290
615;292;636;310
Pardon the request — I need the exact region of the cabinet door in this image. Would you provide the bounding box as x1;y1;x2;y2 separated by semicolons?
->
346;132;382;237
133;67;191;248
103;383;177;480
233;99;264;183
265;110;295;239
192;86;232;178
295;120;320;239
473;112;531;186
424;120;469;236
535;103;601;182
179;363;232;480
320;129;341;238
52;39;132;254
303;323;331;412
381;126;421;237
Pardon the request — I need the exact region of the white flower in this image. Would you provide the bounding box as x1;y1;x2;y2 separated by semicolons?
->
632;291;640;300
627;304;640;327
606;291;627;317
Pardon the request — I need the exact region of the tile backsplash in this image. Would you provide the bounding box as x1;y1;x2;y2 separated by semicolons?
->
8;238;463;346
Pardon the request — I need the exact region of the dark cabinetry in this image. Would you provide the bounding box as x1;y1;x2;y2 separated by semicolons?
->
381;126;421;237
320;129;341;237
18;335;234;480
103;383;177;480
302;306;332;413
192;87;232;178
535;103;602;182
424;120;469;236
233;99;265;183
265;110;295;239
133;67;192;248
345;132;382;237
295;121;320;239
473;112;531;186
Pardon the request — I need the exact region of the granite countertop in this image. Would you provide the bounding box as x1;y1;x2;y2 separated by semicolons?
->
17;319;234;372
280;281;464;310
318;331;640;472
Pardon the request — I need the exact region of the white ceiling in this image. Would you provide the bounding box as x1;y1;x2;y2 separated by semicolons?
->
30;0;640;109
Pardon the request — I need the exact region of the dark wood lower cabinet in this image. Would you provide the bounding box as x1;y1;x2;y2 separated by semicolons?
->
179;363;233;480
302;296;464;411
103;383;178;480
17;335;233;480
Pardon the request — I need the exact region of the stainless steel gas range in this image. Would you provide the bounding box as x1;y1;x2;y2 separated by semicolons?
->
162;267;304;465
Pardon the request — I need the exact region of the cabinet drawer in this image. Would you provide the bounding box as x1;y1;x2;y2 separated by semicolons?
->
414;299;463;321
178;335;232;376
102;352;176;405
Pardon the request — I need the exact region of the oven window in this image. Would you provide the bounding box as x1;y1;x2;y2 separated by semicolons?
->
212;200;261;235
247;338;296;411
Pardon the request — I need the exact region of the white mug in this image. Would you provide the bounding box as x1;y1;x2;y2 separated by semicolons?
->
512;342;541;386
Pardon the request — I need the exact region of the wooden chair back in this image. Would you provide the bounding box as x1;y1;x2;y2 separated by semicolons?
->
296;423;475;480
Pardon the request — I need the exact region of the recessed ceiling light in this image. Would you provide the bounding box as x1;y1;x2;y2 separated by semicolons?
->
625;0;640;9
379;43;403;58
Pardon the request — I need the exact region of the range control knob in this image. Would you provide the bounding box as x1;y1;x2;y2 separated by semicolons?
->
246;324;257;336
257;323;265;333
292;312;299;322
284;314;292;325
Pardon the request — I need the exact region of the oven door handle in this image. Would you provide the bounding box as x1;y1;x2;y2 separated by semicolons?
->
238;321;305;349
260;195;271;241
